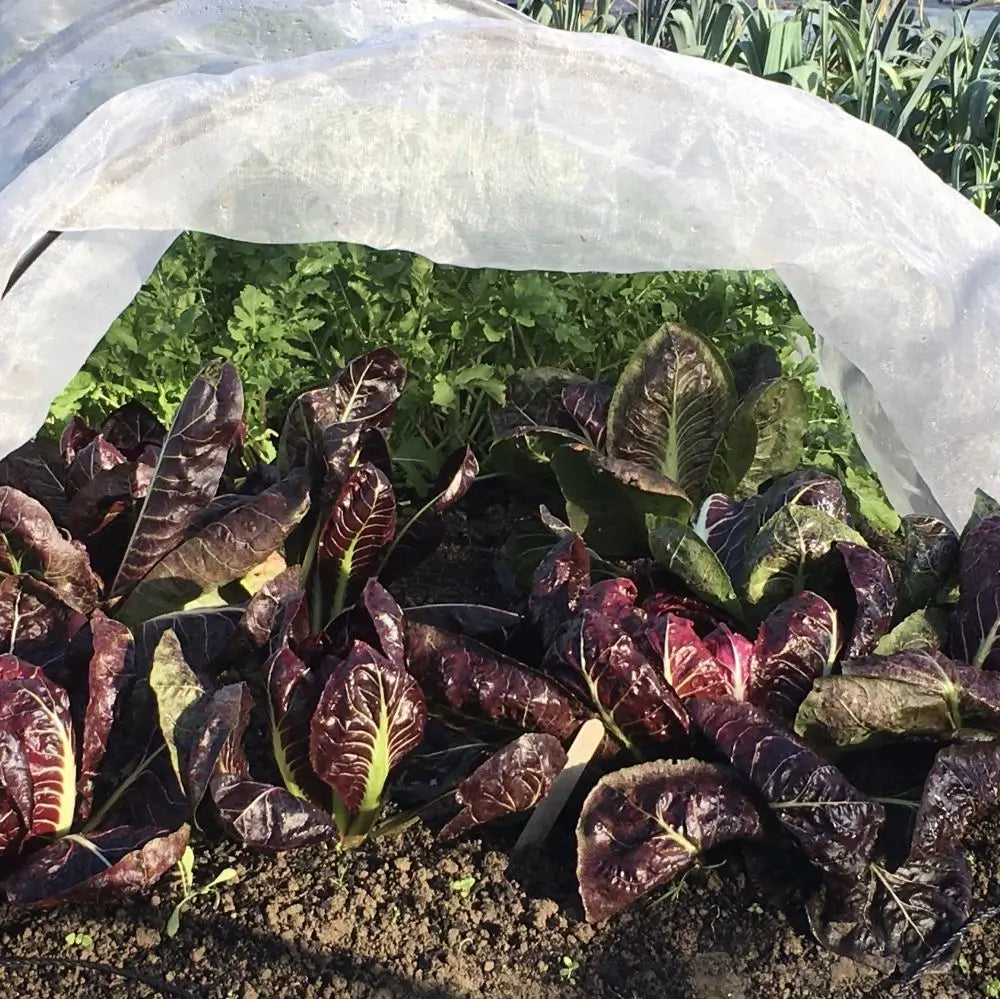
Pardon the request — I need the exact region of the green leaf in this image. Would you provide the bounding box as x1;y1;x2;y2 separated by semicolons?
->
149;629;211;794
606;322;736;502
743;505;866;619
874;608;949;656
737;378;808;493
550;445;692;560
647;516;743;621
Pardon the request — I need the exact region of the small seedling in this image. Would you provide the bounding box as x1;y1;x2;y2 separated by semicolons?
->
984;978;1000;999
166;846;238;938
64;931;93;950
449;876;477;898
747;902;764;915
559;955;580;984
957;954;971;975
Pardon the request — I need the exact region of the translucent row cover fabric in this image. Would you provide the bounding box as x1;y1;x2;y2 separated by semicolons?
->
2;1;999;527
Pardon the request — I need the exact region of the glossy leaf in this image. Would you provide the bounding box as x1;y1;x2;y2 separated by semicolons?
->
111;361;244;599
117;470;311;625
440;733;567;839
278;348;405;476
606;323;736;501
100;401;166;461
561;380;612;449
0;729;33;854
836;542;897;658
566;610;689;749
898;516;959;616
528;535;591;648
576;760;763;922
911;740;1000;857
76;612;134;821
406;621;590;742
65;435;126;495
310;641;426;837
360;579;406;669
690;697;884;878
0;575;86;670
187;683;252;814
209;775;338;852
743;505;866;619
953;515;1000;668
0;657;76;838
267;645;325;801
647;517;742;620
317;464;396;615
2;825;189;909
551;445;692;559
68;461;147;539
647;615;732;702
750;591;839;720
695;493;754;581
0;487;101;613
0;441;71;529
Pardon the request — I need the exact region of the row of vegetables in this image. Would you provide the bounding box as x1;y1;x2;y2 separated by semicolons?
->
0;326;997;980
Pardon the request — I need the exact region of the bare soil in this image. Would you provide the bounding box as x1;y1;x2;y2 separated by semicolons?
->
1;485;998;999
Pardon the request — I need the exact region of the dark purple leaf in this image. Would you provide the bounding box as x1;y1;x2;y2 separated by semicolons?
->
569;611;689;749
0;657;76;838
576;760;763;922
697;493;754;581
65;436;126;494
0;441;71;529
76;612;134;821
490;368;582;439
111;362;244;599
100;401;167;461
0;487;101;612
134;608;242;682
310;641;426;836
750;591;839;720
0;729;32;855
641;592;726;638
911;740;1000;857
755;470;852;526
117;470;310;625
234;566;304;652
360;579;406;669
440;733;567;839
60;416;96;466
266;645;328;802
317;464;396;614
68;460;147;539
953;515;1000;669
2;824;189;908
837;542;897;658
729;343;781;398
528;535;591;648
689;697;884;878
561;381;613;449
209;775;339;852
0;575;86;670
406;621;590;742
278;348;405;477
187;683;252;813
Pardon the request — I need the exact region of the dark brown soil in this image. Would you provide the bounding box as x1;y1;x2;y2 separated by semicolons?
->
1;484;998;999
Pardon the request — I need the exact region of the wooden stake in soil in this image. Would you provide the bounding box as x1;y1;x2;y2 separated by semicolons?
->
513;717;605;854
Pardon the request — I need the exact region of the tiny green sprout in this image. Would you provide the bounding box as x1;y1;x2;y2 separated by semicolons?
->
559;955;581;984
747;902;764;915
449;876;477;898
984;977;1000;999
166;846;239;938
64;931;93;950
957;953;971;975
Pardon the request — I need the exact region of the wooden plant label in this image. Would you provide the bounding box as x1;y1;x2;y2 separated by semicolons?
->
513;717;606;854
